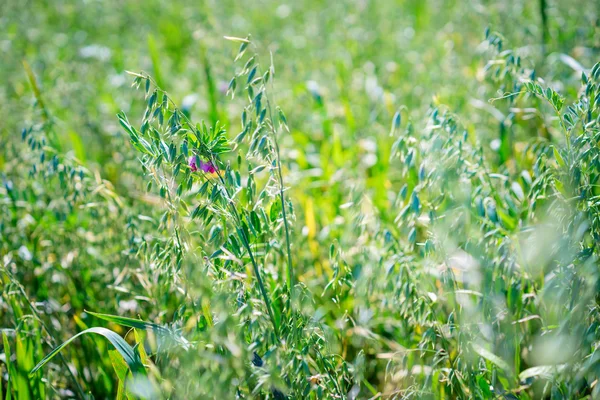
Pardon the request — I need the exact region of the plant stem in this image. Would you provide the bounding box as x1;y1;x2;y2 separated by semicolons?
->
539;0;548;53
265;97;294;296
213;159;281;340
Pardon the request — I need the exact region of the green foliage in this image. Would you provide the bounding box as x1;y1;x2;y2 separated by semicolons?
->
2;1;600;399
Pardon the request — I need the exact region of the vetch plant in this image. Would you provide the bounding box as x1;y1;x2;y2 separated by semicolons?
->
31;36;335;398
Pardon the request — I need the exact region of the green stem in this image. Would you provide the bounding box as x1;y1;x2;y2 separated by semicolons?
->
213;158;281;340
539;0;549;53
265;96;294;296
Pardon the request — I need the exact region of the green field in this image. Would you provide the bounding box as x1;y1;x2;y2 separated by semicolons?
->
2;1;600;398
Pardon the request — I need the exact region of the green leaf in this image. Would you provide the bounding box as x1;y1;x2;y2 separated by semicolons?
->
519;364;566;381
250;165;266;175
30;327;145;376
591;62;600;80
14;332;33;400
408;227;417;244
223;36;250;43
247;66;257;83
477;376;492;397
88;311;189;349
227;77;236;97
270;200;282;222
277;107;289;131
109;350;129;400
87;311;169;335
472;343;512;375
250;210;261;233
552;146;565;168
390;111;401;136
411;191;420;214
3;331;16;398
133;330;150;366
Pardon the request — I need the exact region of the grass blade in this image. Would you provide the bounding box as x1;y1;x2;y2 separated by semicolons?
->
30;327;145;376
87;311;190;349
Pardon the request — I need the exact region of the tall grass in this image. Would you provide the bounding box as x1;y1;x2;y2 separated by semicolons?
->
2;1;600;399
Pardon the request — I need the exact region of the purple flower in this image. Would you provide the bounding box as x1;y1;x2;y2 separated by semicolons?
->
189;156;217;174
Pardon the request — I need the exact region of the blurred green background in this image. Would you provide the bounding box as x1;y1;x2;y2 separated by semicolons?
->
2;1;598;181
2;0;598;222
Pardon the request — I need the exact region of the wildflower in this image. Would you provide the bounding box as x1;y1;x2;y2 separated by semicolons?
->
189;155;217;174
